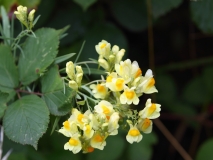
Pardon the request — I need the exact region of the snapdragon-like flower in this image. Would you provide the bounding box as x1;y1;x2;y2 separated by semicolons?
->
90;132;106;150
90;83;108;99
139;99;161;119
126;123;142;144
64;135;82;154
120;87;139;105
59;40;161;154
137;118;153;134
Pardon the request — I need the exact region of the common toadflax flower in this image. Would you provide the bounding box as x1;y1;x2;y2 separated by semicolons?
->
58;40;161;154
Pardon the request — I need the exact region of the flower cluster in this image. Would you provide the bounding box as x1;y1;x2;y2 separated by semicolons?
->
14;5;35;30
59;40;161;154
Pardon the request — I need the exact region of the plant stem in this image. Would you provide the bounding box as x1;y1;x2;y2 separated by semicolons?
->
16;89;43;96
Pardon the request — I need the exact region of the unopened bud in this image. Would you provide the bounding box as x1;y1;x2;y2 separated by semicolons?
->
112;45;119;54
109;55;115;63
76;73;83;86
115;49;125;63
66;61;75;79
69;80;78;90
76;65;83;74
98;58;109;71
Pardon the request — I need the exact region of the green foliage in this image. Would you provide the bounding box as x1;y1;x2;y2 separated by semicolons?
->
86;135;125;160
73;0;97;11
0;91;9;118
196;138;213;160
127;133;157;160
17;0;41;8
18;28;59;85
0;45;19;88
110;0;147;32
3;95;49;149
152;0;183;18
183;76;209;105
41;65;76;116
191;0;213;33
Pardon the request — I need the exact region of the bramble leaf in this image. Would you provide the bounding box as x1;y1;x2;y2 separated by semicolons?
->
41;65;76;116
3;95;49;149
18;28;59;85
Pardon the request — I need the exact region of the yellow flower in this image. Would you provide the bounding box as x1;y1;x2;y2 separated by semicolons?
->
126;124;142;144
90;132;106;150
58;120;79;137
90;83;108;99
120;87;139;105
94;100;115;119
137;118;153;134
139;98;161;119
108;112;120;135
95;40;111;59
141;69;158;94
107;77;125;92
115;59;132;83
64;135;82;154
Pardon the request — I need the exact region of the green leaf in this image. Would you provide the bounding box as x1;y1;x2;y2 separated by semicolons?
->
86;135;125;160
17;0;41;8
152;0;183;18
0;6;11;45
3;95;49;149
0;91;9;118
196;138;213;160
54;53;76;64
18;28;59;85
182;77;209;105
0;45;19;88
110;0;147;32
73;0;97;10
41;65;76;116
128;133;157;160
190;0;213;33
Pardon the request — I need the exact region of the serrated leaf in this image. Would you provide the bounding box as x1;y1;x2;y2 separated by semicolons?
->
190;0;213;33
196;138;213;160
73;0;97;10
110;0;147;32
18;28;59;85
86;135;125;160
152;0;183;18
0;45;19;88
3;95;49;149
0;91;9;118
41;65;76;116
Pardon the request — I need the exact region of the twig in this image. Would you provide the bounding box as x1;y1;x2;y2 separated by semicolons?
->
16;89;43;96
154;119;193;160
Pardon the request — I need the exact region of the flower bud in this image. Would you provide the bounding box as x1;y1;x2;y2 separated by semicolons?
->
115;49;125;63
69;80;78;90
109;55;115;63
66;61;75;80
112;45;119;54
76;65;83;74
98;58;109;71
76;73;83;86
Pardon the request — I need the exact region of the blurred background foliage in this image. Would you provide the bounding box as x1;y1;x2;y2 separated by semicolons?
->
1;0;213;159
